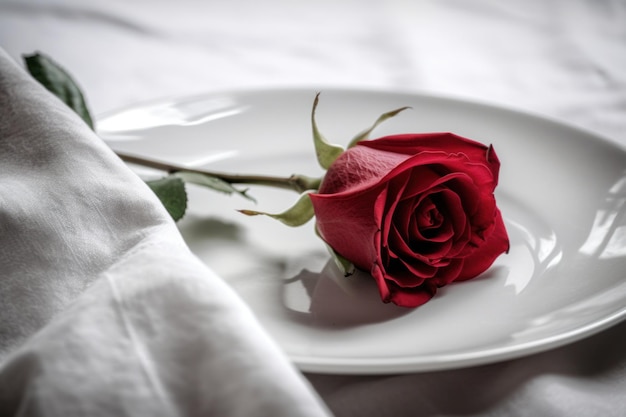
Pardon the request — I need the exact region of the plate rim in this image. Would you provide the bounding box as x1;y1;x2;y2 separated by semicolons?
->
294;309;625;374
97;86;625;153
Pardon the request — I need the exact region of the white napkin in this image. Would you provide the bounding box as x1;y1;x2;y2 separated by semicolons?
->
0;48;330;417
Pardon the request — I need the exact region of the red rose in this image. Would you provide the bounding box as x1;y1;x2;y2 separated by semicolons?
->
309;133;510;308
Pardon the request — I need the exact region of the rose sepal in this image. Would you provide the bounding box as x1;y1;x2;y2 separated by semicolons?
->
238;191;315;227
347;106;411;148
311;93;345;169
315;225;356;277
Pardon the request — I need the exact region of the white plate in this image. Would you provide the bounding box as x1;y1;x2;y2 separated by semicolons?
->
98;89;626;374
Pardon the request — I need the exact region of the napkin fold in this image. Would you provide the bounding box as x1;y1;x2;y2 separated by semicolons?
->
0;48;330;417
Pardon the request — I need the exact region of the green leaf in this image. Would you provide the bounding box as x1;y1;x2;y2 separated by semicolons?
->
146;176;188;221
239;192;314;227
175;171;255;202
347;106;411;148
314;225;355;276
23;52;95;130
311;93;345;170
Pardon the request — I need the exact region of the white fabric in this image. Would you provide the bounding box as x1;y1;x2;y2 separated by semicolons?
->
1;0;625;416
0;49;329;417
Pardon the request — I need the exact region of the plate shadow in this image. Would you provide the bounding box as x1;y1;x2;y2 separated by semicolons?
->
282;261;411;329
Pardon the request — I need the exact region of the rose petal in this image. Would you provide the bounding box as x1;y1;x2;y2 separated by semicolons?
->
384;279;438;308
388;220;451;267
310;186;383;270
401;166;445;199
377;171;411;249
431;258;464;286
381;226;437;285
385;259;432;286
371;262;392;303
318;146;410;195
455;209;510;281
403;168;468;200
416;201;443;232
359;132;500;185
400;197;449;244
434;189;473;256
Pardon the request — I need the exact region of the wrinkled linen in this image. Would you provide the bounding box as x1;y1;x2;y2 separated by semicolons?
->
0;49;330;417
1;0;625;416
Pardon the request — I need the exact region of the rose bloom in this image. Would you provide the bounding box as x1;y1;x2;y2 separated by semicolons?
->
309;133;510;308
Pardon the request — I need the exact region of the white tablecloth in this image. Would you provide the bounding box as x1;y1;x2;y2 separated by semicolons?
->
1;1;625;416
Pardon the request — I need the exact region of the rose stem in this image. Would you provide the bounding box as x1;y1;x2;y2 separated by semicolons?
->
115;151;320;194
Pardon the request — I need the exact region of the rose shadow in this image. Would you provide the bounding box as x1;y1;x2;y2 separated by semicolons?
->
282;261;412;329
